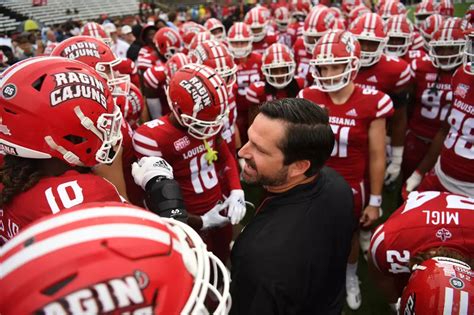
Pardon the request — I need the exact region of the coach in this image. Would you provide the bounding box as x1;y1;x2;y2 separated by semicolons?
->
230;98;355;314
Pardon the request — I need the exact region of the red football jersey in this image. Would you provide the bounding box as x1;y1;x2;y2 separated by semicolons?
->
246;78;305;106
133;116;232;215
370;191;474;275
252;34;278;55
293;37;314;86
277;30;294;48
439;67;474;182
142;62;170;116
287;21;304;46
136;46;159;71
355;54;412;98
0;171;123;244
121;120;144;206
298;85;394;185
408;55;455;140
409;31;425;52
235;52;263;143
401;49;427;66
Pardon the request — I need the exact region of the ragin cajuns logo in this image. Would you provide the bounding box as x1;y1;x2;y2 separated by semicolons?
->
38;270;153;314
50;71;108;108
62;41;101;60
179;77;212;112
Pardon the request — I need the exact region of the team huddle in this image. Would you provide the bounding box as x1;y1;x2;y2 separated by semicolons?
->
0;0;473;313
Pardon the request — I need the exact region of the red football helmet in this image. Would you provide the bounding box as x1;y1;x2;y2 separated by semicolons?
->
347;4;371;25
420;14;445;50
80;22;112;46
180;22;207;51
164;52;191;84
415;0;438;28
349;13;387;67
429;18;468;70
0;202;231;314
115;83;144;129
262;43;296;88
378;0;407;21
290;0;312;21
227;22;253;59
303;8;336;54
188;31;215;53
310;30;361;92
275;6;291;32
191;40;237;91
204;18;226;42
244;7;268;42
400;257;474;315
51;35;130;98
0;57;122;166
438;0;454;17
153;27;183;60
341;0;363;17
384;15;414;57
42;41;58;56
167;64;229;140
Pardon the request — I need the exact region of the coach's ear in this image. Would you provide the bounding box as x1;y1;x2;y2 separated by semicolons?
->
288;159;310;179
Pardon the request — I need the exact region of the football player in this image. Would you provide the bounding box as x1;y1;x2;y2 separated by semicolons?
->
0;202;231;314
190;40;240;156
369;191;474;310
247;43;305;125
404;28;474;199
293;6;336;86
142;27;182;119
402;18;466;187
287;0;313;45
298;30;394;310
227;22;263;145
204;18;226;43
244;7;277;55
51;35;138;204
132;64;245;263
0;57;123;244
274;6;293;47
349;13;412;189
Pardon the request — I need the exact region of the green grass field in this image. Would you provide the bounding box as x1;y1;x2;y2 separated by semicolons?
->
240;3;472;314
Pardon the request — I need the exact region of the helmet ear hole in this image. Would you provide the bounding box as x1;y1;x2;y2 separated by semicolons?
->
64;135;87;145
32;74;47;91
41;273;78;296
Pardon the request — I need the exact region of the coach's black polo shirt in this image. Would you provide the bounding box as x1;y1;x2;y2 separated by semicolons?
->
230;167;355;315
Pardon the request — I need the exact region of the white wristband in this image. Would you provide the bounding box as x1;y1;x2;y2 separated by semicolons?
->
369;194;382;207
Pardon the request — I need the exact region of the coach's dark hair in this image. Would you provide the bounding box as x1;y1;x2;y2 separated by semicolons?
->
259;98;334;177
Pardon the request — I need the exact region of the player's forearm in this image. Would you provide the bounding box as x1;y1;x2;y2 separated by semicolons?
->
369;119;386;195
417;123;449;174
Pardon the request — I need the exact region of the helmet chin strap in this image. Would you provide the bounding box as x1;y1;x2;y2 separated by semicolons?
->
44;136;85;166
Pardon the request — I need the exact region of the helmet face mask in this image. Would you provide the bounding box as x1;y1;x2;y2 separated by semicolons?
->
357;38;387;67
429;18;467;71
227;23;253;59
262;43;296;89
385;34;411;56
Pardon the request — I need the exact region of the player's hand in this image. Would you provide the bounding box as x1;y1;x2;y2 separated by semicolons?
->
402;170;423;199
360;205;380;228
201;202;230;230
384;146;403;186
131;156;174;190
224;189;246;225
